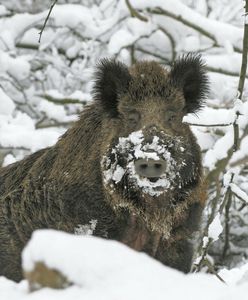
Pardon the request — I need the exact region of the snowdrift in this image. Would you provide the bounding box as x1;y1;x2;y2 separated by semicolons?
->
0;229;247;300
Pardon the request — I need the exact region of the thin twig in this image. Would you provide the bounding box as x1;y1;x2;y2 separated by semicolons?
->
222;189;232;259
136;47;170;63
184;122;233;127
36;121;74;129
238;1;248;99
125;0;148;22
219;174;234;214
230;155;248;167
158;26;176;61
196;173;234;272
232;0;248;151
38;0;58;43
194;239;212;272
204;259;226;284
233;115;240;152
37;94;86;105
207;66;248;78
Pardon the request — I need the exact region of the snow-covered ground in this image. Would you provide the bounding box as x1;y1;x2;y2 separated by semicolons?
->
0;229;247;300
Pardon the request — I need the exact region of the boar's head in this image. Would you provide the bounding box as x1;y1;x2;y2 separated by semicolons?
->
94;54;209;233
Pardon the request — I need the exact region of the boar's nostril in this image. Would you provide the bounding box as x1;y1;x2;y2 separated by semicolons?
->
134;159;166;178
154;163;162;169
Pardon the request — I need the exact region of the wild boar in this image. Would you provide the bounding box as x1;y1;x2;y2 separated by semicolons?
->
0;53;209;282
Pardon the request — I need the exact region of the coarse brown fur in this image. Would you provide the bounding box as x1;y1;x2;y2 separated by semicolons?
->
0;54;209;282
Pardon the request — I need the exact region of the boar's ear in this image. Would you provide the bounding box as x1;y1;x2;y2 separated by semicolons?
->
170;53;209;113
93;58;131;117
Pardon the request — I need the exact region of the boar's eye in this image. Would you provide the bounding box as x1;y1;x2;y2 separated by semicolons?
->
168;115;176;122
166;111;177;122
127;110;140;126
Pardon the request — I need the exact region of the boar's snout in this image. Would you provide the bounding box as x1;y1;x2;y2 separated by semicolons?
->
134;159;167;179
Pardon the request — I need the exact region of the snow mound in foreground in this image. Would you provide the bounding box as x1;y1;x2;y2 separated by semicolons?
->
0;229;248;300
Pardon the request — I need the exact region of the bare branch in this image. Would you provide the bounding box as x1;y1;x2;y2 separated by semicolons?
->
204;259;226;284
125;0;148;22
238;2;248;99
36;121;74;129
148;7;218;45
230;155;248;167
147;6;242;53
207;66;248;78
37;93;86;105
222;185;232;260
158;26;176;61
184;122;233;127
38;0;58;43
230;0;248;154
229;183;248;204
136;47;170;63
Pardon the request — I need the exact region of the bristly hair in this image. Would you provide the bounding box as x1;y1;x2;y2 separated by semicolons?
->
170;53;210;114
92;58;131;117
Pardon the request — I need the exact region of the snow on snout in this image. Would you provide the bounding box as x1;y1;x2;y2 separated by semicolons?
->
101;130;179;196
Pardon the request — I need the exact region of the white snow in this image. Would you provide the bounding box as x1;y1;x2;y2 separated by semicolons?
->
223;171;234;187
185;99;248;170
0;50;30;80
0;229;244;300
203;236;209;248
41;89;91;103
229;183;248;203
132;0;243;49
183;107;235;126
49;4;121;38
37;100;77;123
74;220;97;236
108;18;155;54
219;263;248;285
108;29;136;54
127;130;144;145
0;88;15;115
0;5;8;16
0;112;65;152
112;165;125;183
2;153;25;167
204;130;234;170
205;53;242;74
208;213;223;241
230;135;248;166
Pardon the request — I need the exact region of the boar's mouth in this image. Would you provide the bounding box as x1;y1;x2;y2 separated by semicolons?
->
149;177;160;183
101;130;199;198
